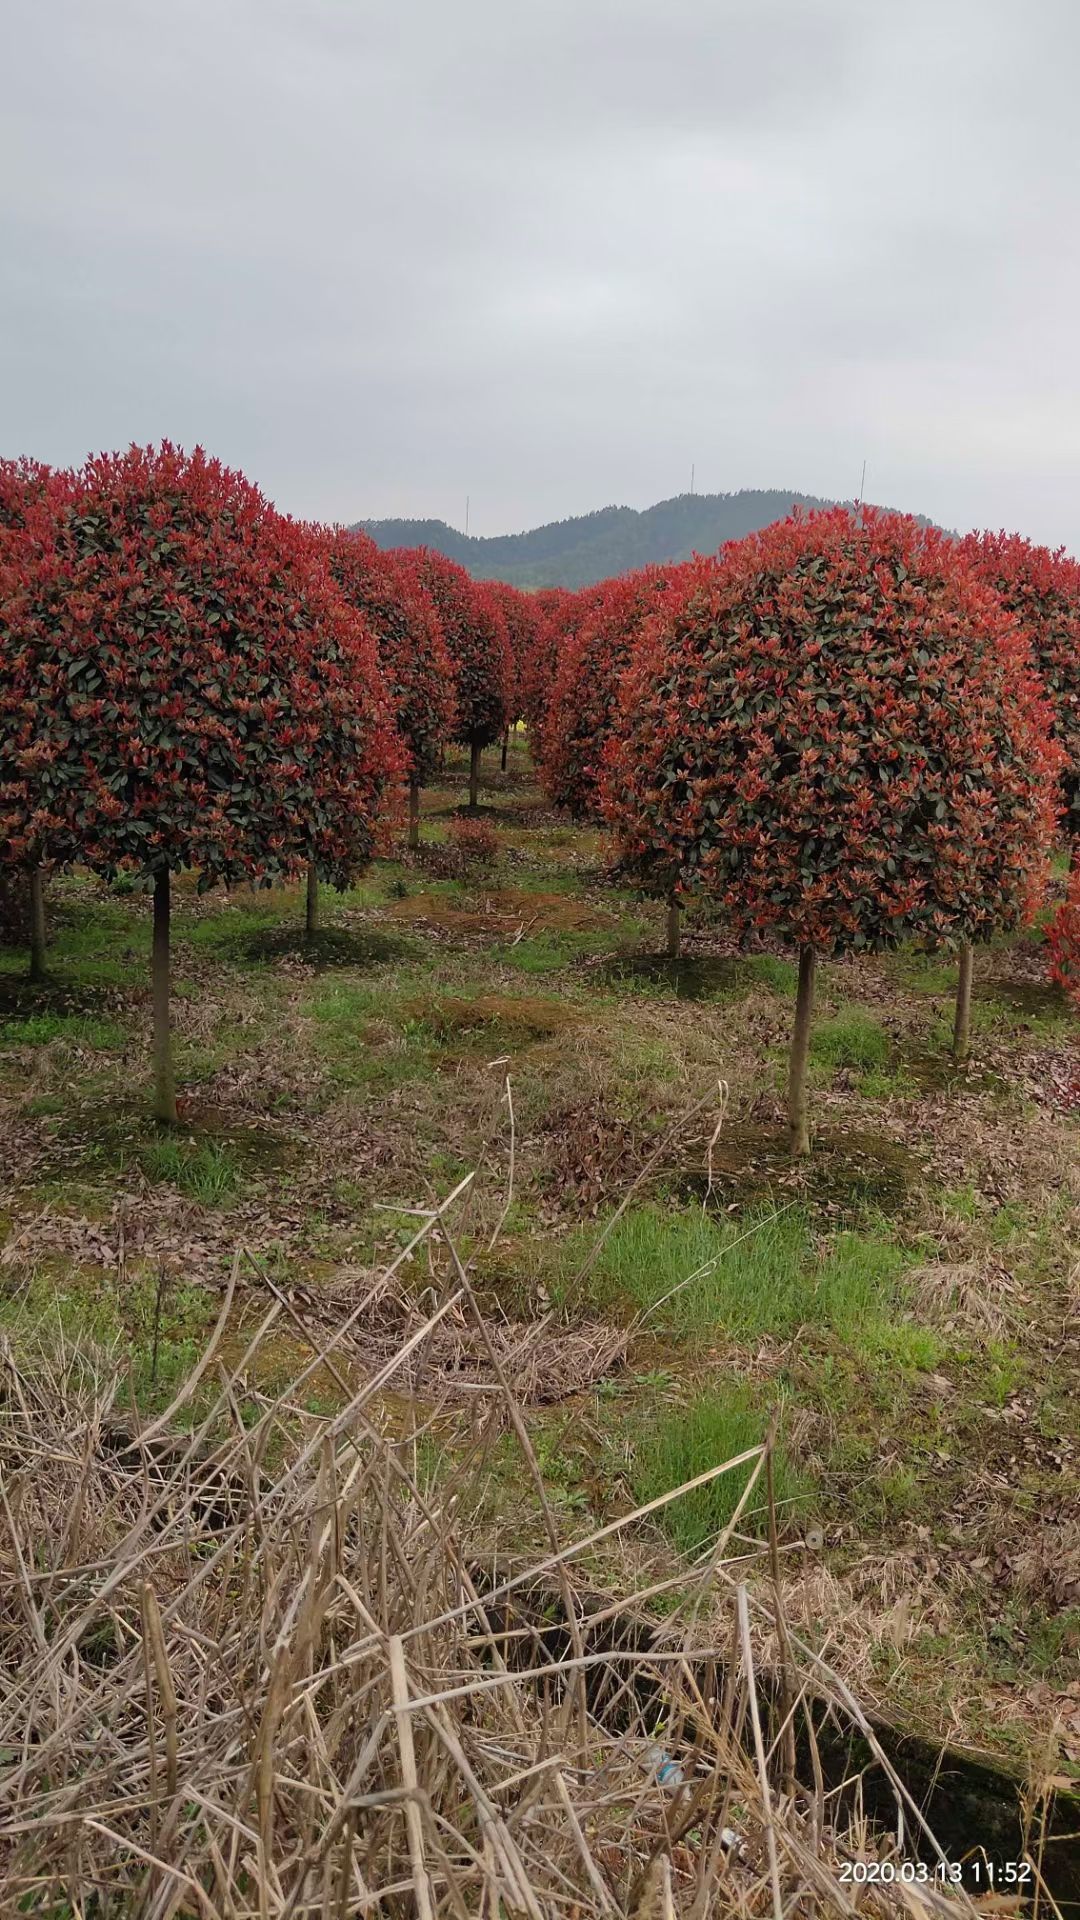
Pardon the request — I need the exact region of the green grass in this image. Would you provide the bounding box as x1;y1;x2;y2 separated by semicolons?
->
140;1136;244;1203
857;1063;918;1099
608;1034;682;1093
891;952;958;996
742;954;798;994
0;1269;214;1416
1;1011;127;1050
498;916;639;977
185;899;307;960
856;1318;942;1370
499;932;580;974
51;901;148;962
938;1183;981;1223
811;1009;891;1072
307;974;438;1091
983;1343;1023;1407
309;978;396;1038
570;1204;914;1347
629;1386;808;1552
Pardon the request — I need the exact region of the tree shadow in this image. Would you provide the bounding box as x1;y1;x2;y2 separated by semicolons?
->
0;971;125;1019
595;954;749;1001
230;925;419;970
975;978;1068;1018
677;1124;918;1220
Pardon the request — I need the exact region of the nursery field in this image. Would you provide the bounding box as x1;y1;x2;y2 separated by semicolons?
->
2;738;1079;1778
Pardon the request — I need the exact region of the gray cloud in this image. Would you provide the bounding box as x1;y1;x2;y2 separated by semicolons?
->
3;0;1080;547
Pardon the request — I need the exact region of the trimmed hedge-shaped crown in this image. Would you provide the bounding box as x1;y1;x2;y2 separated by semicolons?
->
958;529;1080;833
1;443;403;887
603;509;1061;951
324;528;457;787
405;549;513;751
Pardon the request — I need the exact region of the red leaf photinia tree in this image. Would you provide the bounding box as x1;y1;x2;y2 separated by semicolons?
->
403;549;513;810
958;531;1080;840
522;585;604;772
0;443;403;1122
602;509;1062;1153
323;528;457;849
542;568;686;823
0;456;65;981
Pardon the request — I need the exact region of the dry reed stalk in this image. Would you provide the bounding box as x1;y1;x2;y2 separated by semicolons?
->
486;1070;516;1253
737;1583;783;1920
389;1636;435;1920
141;1580;179;1801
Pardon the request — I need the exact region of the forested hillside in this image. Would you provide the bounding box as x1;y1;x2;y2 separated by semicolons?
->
359;488;933;587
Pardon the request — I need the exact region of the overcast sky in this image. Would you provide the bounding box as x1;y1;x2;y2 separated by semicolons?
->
4;0;1080;546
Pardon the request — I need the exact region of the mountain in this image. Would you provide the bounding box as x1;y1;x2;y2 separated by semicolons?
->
358;489;931;589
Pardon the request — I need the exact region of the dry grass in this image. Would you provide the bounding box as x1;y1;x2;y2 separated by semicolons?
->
388;887;611;937
904;1259;1016;1339
0;1189;990;1918
285;1265;629;1405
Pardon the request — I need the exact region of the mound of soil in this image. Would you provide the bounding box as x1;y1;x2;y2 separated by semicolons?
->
405;992;580;1045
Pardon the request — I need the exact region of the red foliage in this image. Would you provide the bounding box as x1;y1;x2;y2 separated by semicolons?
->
0;457;57;541
959;531;1080;833
542;568;686;817
603;509;1062;952
0;443;404;887
518;588;581;762
323;528;456;787
487;581;537;728
404;550;513;750
1047;868;1080;1010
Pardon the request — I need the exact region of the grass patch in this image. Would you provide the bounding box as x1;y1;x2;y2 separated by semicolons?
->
857;1064;918;1099
0;1269;213;1416
308;975;438;1092
140;1136;244;1204
1;1011;127;1050
890;952;958;996
937;1184;981;1223
499;933;578;974
567;1204;914;1346
629;1386;808;1552
973;978;1072;1031
811;1010;890;1072
742;954;798;994
184;898;417;970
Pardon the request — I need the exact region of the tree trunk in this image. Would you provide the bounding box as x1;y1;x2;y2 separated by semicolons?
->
501;728;509;772
305;860;319;941
788;946;817;1158
408;781;421;851
28;865;47;983
468;741;481;813
152;870;177;1127
666;893;681;959
952;944;974;1064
